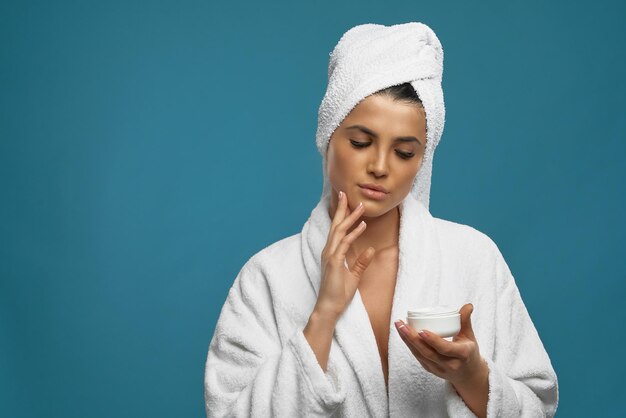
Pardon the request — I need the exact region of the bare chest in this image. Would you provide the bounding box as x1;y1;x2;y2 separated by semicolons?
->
355;248;399;388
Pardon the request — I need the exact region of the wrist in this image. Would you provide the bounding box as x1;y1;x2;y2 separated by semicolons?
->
312;304;342;324
452;357;489;390
303;306;339;372
304;309;338;348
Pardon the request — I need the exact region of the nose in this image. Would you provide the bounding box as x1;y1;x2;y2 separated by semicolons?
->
367;149;390;178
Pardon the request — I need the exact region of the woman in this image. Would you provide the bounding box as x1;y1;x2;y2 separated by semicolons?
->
204;22;559;417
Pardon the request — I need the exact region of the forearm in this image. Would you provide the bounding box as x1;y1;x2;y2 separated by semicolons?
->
451;358;489;418
303;308;339;371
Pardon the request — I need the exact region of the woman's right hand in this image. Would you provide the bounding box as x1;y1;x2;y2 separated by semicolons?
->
314;190;377;320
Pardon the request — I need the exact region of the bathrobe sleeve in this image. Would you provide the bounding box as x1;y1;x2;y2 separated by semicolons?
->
204;259;347;417
445;243;559;418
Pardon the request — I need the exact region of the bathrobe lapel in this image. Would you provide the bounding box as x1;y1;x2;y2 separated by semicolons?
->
301;192;443;417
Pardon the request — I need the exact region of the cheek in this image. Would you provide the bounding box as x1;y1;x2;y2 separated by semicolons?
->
397;161;422;193
326;155;350;187
408;156;424;180
326;145;346;185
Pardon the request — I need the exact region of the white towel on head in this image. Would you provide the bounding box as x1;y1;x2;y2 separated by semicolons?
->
316;22;446;211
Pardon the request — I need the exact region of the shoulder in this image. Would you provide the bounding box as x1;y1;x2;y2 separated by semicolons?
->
432;216;518;289
228;232;307;310
432;216;502;264
236;232;303;283
433;217;497;251
246;232;302;270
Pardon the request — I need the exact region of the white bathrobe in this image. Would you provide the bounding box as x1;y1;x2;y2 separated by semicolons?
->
204;191;559;417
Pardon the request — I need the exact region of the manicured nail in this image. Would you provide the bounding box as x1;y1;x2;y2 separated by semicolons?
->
396;322;408;336
418;330;427;339
357;202;363;209
339;191;343;199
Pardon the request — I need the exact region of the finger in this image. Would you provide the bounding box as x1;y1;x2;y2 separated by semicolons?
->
328;201;365;254
329;190;350;235
347;246;375;279
409;344;447;376
417;329;469;359
334;219;368;262
398;326;471;380
325;190;351;256
458;303;476;341
420;356;447;377
341;245;374;296
396;326;447;376
395;321;450;364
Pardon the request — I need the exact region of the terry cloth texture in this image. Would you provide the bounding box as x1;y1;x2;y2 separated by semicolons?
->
204;191;559;417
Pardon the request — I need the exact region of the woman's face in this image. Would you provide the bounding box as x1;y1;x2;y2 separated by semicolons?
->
326;93;427;217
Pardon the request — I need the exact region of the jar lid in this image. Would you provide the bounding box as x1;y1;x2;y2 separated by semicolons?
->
407;305;459;317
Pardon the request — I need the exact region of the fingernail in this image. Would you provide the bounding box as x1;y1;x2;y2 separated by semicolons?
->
418;330;427;339
339;191;343;199
357;202;363;209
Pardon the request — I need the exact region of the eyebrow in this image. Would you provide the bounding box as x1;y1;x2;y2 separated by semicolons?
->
345;124;423;145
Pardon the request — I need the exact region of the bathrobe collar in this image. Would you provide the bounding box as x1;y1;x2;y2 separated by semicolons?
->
301;191;443;417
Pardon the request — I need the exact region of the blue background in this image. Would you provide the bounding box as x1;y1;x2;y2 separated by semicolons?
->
1;1;624;416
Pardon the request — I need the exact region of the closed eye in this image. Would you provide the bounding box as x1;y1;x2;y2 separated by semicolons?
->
350;140;415;160
350;140;369;148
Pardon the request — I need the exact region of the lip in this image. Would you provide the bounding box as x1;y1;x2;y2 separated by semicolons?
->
359;183;389;194
359;185;389;201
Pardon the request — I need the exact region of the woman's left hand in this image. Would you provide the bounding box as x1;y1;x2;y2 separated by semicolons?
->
394;303;488;387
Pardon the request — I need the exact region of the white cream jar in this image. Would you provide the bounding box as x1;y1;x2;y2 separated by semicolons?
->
406;305;461;338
